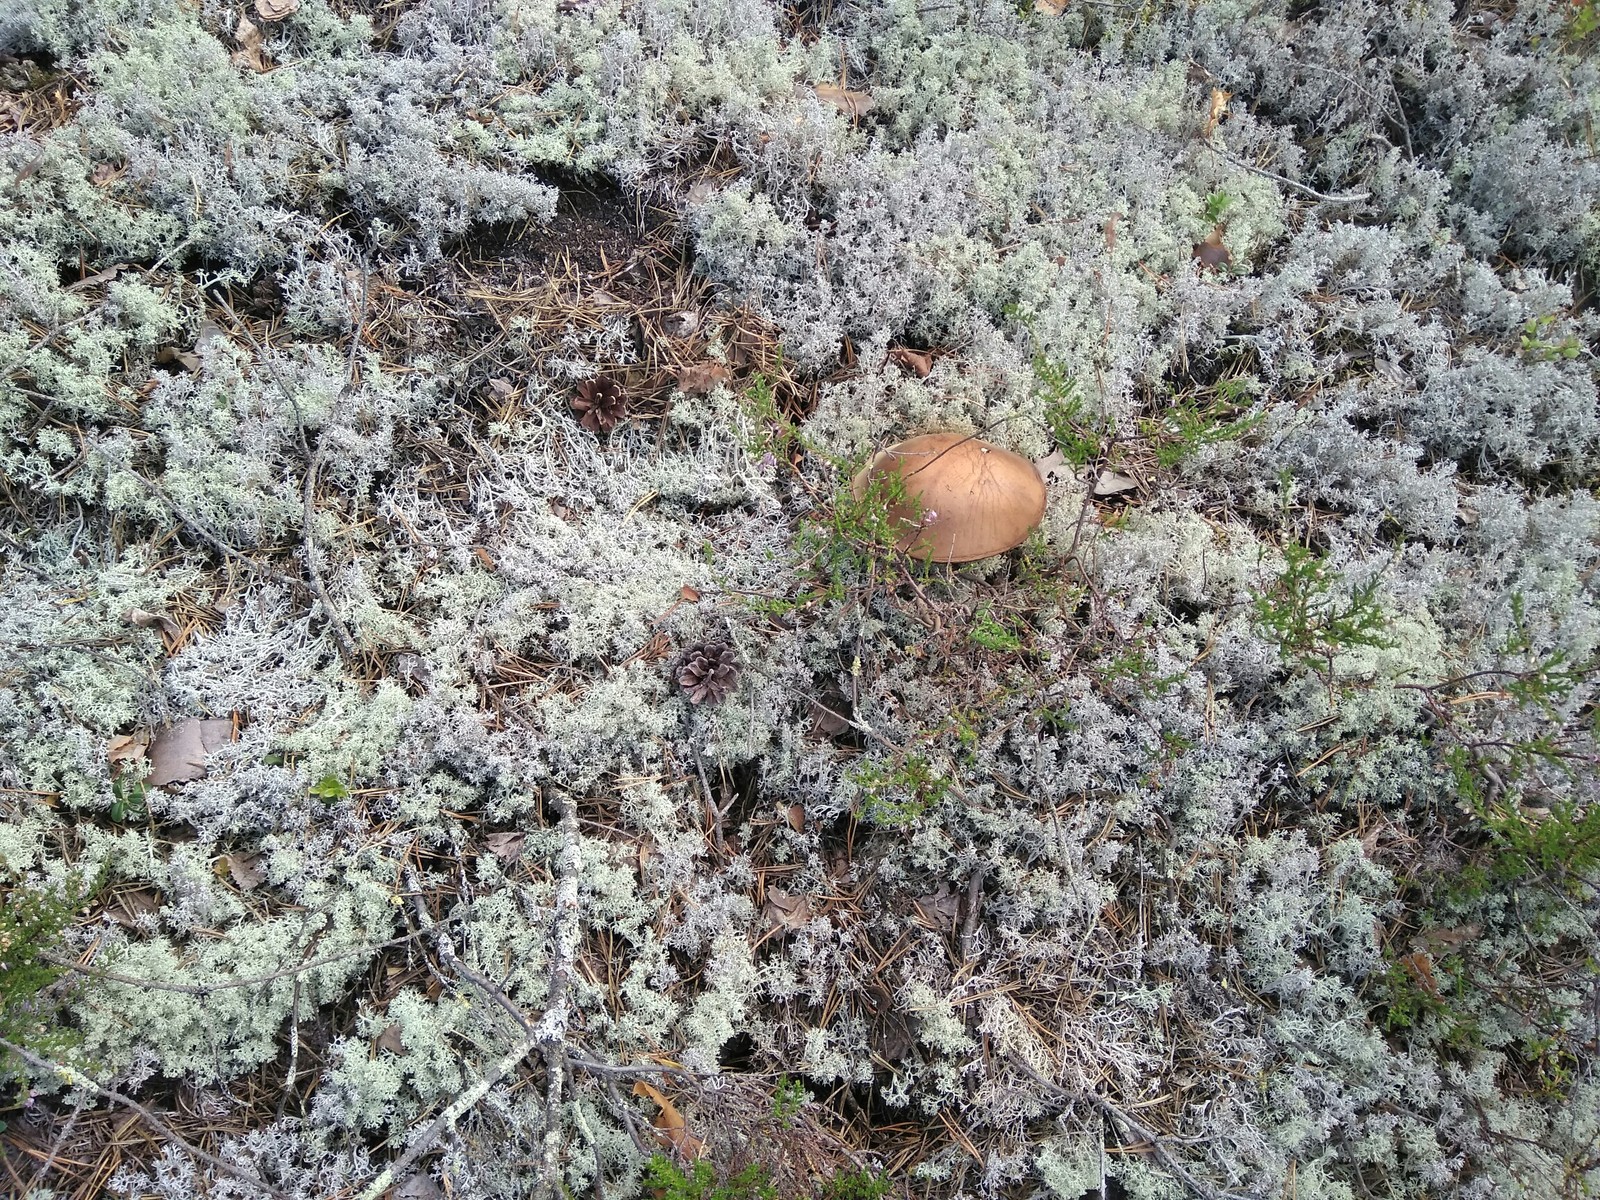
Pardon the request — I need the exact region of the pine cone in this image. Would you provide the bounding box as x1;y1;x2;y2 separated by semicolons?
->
676;641;740;705
572;378;628;433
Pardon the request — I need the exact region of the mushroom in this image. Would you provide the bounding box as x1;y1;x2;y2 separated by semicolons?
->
851;432;1047;562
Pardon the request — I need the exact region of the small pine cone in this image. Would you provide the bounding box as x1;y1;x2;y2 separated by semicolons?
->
676;641;740;705
572;378;628;433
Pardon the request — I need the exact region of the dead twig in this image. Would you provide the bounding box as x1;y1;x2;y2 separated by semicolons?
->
44;919;458;995
354;793;584;1200
207;286;359;662
0;1036;289;1199
1203;142;1370;204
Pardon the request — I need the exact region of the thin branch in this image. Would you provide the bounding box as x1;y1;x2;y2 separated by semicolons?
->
1016;1059;1254;1200
208;286;358;662
354;1027;546;1200
539;788;584;1200
1204;142;1370;204
403;863;532;1038
354;794;586;1200
0;1036;289;1200
45;920;451;995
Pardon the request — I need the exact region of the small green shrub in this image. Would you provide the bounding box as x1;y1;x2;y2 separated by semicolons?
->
820;1168;894;1200
0;871;95;1115
850;755;952;827
1201;189;1233;224
642;1155;776;1200
1140;385;1263;468
970;608;1023;653
1251;544;1391;672
770;1075;808;1122
641;1153;893;1200
1518;314;1583;362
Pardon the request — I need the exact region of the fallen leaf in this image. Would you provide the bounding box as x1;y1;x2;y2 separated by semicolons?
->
763;890;813;930
632;1080;704;1157
65;264;130;294
1093;469;1139;497
1399;950;1441;999
809;695;850;736
487;378;516;399
472;545;497;572
674;361;731;396
783;803;805;832
155;345;203;372
664;311;701;338
1415;924;1483;955
106;886;162;929
1194;226;1233;271
1032;448;1073;486
256;0;300;18
1104;212;1122;252
588;288;621;306
231;15;269;72
813;83;875;120
145;717;234;787
1201;87;1231;139
684;179;718;207
376;1023;410;1057
484;831;526;862
226;852;267;891
89;162;123;187
394;1177;442;1200
680;585;701;602
1033;0;1068;14
106;734;148;766
887;347;933;378
912;886;963;931
125;607;181;637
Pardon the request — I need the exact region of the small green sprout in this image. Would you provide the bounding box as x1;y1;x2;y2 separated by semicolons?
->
309;773;350;802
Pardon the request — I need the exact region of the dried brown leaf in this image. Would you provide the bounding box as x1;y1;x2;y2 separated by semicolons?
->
224;852;267;891
1033;0;1068;13
674;361;732;396
679;585;701;603
107;887;162;928
394;1176;443;1200
763;890;813;930
376;1023;410;1057
813;83;875;120
664;311;701;338
1194;226;1233;271
1031;448;1073;486
913;886;963;931
632;1080;704;1157
146;717;234;787
809;696;850;737
887;347;933;378
484;831;526;862
783;803;805;832
232;15;269;73
256;0;300;19
107;734;148;766
1400;951;1441;999
472;545;497;572
1201;87;1232;139
125;607;181;637
1093;469;1139;497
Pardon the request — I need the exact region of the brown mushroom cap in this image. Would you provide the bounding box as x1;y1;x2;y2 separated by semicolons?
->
851;432;1047;562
